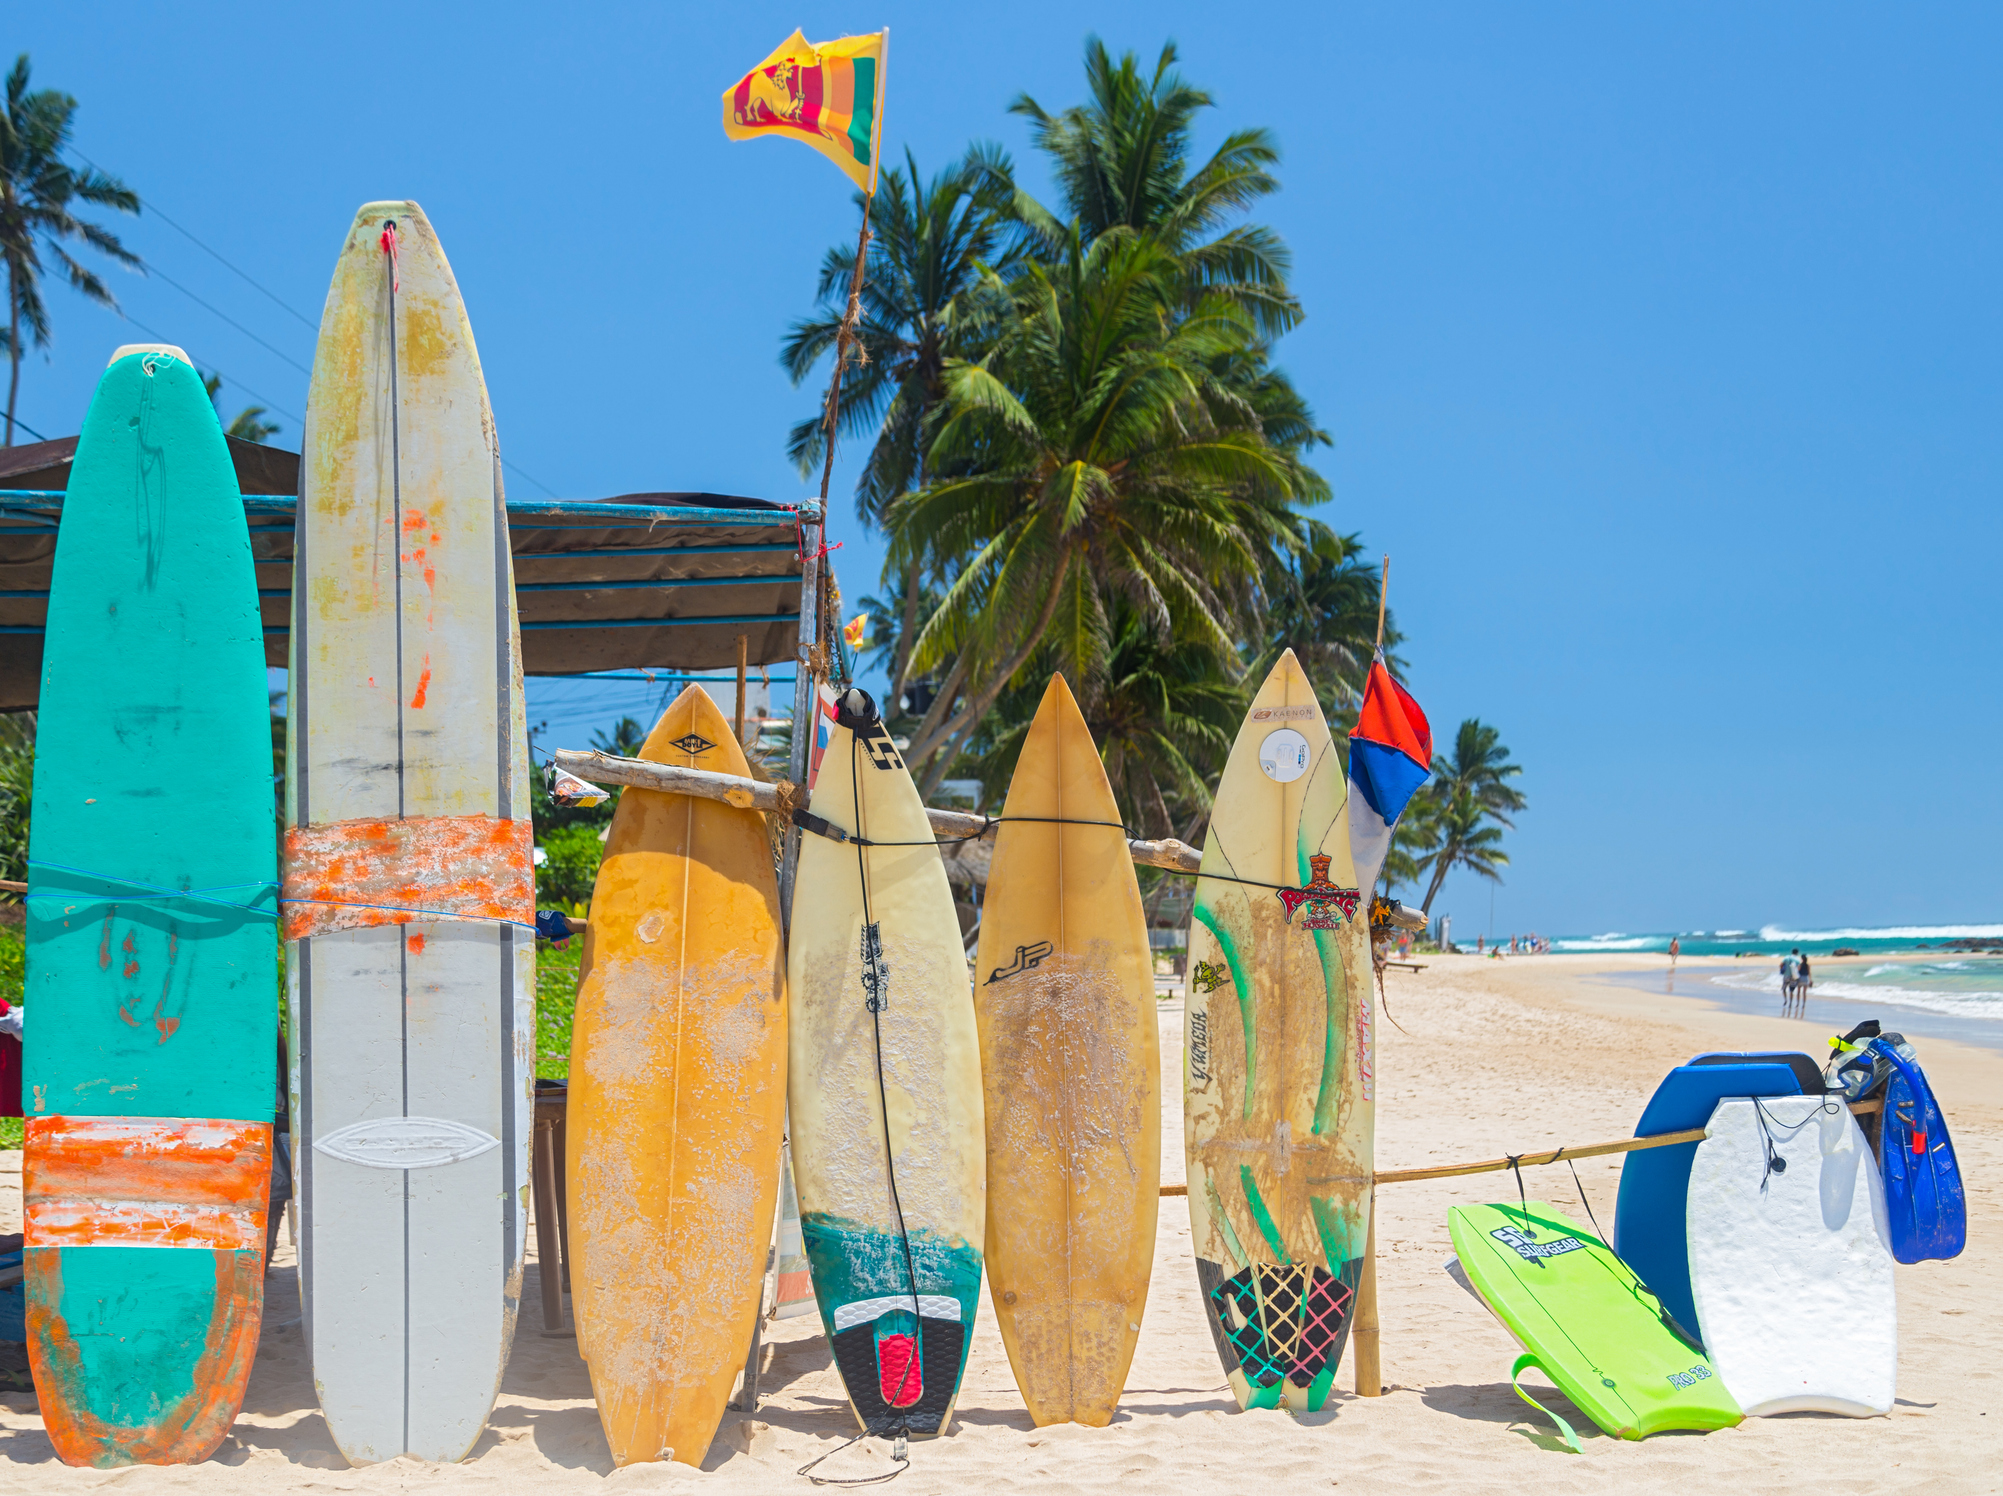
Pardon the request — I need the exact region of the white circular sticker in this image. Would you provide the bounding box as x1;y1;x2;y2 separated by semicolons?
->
1259;728;1311;783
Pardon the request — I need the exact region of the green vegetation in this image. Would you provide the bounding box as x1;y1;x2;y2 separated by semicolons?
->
535;823;604;909
0;712;28;888
1;924;19;1148
786;37;1522;878
1;53;140;446
535;936;580;1080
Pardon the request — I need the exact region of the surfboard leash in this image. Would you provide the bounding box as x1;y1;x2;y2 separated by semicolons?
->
797;1428;910;1486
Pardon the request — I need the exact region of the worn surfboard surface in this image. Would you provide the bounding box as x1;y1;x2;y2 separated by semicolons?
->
567;686;786;1467
24;345;276;1466
1184;649;1372;1412
287;202;533;1465
976;674;1157;1426
786;690;984;1437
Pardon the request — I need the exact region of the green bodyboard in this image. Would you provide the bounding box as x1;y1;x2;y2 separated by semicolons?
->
1448;1202;1742;1445
26;348;276;1121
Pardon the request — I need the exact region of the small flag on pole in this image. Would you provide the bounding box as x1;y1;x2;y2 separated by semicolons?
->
843;613;868;649
722;30;888;194
1348;661;1432;895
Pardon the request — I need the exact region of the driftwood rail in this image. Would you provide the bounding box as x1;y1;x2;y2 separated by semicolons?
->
551;748;1203;874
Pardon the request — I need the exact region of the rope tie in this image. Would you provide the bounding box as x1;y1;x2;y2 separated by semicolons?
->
379;220;400;293
24;860;535;931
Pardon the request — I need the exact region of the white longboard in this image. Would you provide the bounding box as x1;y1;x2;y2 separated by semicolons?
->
785;689;985;1437
286;201;533;1464
1687;1096;1895;1417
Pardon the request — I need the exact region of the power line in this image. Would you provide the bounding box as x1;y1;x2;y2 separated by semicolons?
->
111;307;303;426
141;260;313;377
3;413;50;443
67;146;321;332
68;143;558;497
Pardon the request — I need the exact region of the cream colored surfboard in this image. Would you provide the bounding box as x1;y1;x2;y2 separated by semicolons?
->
786;689;984;1437
1184;649;1372;1412
976;674;1158;1426
566;686;787;1467
286;201;533;1464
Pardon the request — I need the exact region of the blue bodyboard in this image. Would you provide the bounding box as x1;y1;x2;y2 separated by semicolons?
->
1612;1055;1811;1344
1871;1039;1965;1263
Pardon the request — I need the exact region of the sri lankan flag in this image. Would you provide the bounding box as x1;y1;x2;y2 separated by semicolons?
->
722;30;887;194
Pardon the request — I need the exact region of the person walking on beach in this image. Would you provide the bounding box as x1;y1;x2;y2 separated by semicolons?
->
1669;935;1680;973
1797;951;1813;1008
1779;950;1799;1011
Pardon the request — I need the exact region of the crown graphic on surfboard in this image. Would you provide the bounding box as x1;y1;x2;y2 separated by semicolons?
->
1276;855;1361;929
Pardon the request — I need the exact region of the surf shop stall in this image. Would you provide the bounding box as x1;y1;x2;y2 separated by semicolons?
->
0;438;814;713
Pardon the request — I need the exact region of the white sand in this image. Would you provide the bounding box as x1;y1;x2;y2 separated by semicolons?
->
1;952;1997;1491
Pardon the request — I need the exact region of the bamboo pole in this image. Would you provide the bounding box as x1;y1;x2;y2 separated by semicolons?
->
1375;554;1389;651
734;633;749;747
550;747;1204;874
1355;1203;1381;1396
1309;1097;1879;1189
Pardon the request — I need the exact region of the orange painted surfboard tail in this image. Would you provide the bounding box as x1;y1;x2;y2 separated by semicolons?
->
28;1246;267;1467
23;1116;271;1466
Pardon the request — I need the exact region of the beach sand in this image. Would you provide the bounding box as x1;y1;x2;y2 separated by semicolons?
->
1;952;1995;1492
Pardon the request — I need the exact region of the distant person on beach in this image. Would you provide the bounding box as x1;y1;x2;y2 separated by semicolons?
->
1780;951;1799;1006
1798;951;1813;1000
1669;936;1680;972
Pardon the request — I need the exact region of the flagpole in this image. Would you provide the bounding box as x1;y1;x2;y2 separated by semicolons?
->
1359;547;1391;1400
813;196;874;519
1376;554;1389;653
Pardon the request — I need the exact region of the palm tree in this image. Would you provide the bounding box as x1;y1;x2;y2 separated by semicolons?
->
1411;718;1526;913
203;373;280;444
890;229;1306;791
1004;38;1299;334
1260;524;1404;724
1;55;139;444
1411;787;1510;915
1087;609;1243;841
591;717;648;758
782;149;1014;704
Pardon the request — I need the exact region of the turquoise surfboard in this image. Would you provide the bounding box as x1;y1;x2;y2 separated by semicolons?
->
23;345;277;1466
1448;1201;1742;1448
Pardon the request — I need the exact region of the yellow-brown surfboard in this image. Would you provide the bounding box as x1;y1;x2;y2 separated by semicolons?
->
975;674;1159;1425
565;686;787;1466
1184;649;1373;1412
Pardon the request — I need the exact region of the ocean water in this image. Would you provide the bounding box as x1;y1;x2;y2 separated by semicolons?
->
1572;925;2003;1051
1551;924;2003;957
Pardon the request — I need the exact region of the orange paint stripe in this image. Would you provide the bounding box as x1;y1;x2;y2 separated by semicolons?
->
26;1200;265;1252
25;1116;270;1251
282;813;533;940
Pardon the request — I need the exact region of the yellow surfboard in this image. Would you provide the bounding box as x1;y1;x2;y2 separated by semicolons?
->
1184;650;1373;1412
565;686;787;1466
975;674;1159;1426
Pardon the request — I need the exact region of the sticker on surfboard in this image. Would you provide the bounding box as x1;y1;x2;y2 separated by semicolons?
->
1258;728;1311;782
1276;854;1361;929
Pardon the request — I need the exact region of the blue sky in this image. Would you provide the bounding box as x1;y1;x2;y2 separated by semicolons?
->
11;4;2000;937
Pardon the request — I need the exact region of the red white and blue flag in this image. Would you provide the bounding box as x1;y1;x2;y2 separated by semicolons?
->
1348;660;1432;894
